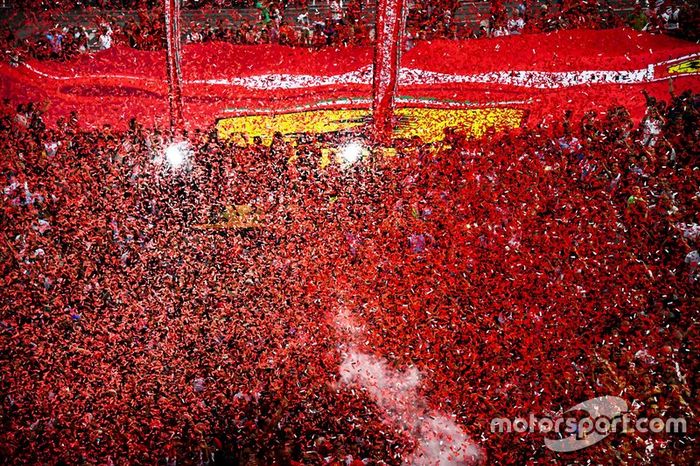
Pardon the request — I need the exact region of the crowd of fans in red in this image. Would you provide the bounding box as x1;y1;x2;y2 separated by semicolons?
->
19;0;312;9
0;87;697;463
2;0;698;62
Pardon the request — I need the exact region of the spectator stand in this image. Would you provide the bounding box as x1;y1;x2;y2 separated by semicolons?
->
0;0;696;62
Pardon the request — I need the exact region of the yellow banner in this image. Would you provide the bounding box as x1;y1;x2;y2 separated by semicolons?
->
217;107;523;145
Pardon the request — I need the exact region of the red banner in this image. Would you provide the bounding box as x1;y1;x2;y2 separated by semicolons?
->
1;28;698;131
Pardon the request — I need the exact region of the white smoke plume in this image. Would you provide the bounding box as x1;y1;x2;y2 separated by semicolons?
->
339;349;482;466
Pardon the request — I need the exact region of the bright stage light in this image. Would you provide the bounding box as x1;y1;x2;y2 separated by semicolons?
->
164;141;189;169
339;141;364;165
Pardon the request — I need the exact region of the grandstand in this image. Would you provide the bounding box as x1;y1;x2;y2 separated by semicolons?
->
2;0;644;38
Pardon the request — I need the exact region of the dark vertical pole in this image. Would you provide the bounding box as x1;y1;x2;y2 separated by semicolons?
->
372;0;405;144
165;0;184;135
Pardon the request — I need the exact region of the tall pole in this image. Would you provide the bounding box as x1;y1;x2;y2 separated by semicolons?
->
372;0;405;144
165;0;184;135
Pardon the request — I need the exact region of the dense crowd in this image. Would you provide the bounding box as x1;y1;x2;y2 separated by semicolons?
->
0;88;697;464
2;0;698;61
17;0;314;9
